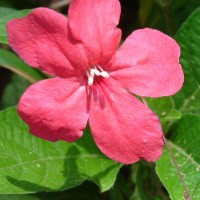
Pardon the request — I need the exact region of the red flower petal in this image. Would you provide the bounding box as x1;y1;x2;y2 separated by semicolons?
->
68;0;121;65
18;78;89;142
7;8;88;78
111;28;184;97
89;78;164;164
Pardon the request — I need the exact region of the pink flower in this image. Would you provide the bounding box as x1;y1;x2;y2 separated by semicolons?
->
6;0;184;164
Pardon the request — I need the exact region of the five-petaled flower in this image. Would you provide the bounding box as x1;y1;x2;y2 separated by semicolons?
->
7;0;184;164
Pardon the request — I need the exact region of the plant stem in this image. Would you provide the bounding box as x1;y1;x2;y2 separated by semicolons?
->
50;0;71;9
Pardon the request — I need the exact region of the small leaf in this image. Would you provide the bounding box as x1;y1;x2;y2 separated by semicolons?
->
145;97;181;132
0;107;121;194
145;97;174;118
0;9;31;44
0;48;45;83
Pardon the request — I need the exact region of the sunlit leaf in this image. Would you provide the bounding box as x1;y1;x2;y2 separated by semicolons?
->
0;107;121;194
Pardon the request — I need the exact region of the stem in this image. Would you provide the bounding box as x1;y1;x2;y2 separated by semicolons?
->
162;136;191;200
50;0;71;9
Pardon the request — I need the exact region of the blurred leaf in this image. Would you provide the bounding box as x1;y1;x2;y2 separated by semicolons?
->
139;0;163;28
0;9;31;44
0;48;45;83
0;194;40;200
0;107;121;194
0;7;17;18
131;162;168;200
139;0;200;36
156;115;200;200
139;0;174;35
0;74;30;109
156;8;200;200
131;164;149;200
172;0;200;29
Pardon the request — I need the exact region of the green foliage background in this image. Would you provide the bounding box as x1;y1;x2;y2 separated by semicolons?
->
0;0;200;199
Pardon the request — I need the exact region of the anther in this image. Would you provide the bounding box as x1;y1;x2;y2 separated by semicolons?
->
86;65;109;86
100;71;109;78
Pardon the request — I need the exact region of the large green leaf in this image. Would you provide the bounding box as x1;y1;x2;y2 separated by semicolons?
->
0;107;121;194
0;48;45;83
156;8;200;200
0;9;31;44
156;115;200;200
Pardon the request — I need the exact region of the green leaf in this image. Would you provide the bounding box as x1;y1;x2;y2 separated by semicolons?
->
0;194;40;200
173;7;200;115
0;48;45;83
0;74;30;109
0;7;17;18
0;9;31;44
0;107;121;194
145;97;174;118
145;97;181;132
156;115;200;200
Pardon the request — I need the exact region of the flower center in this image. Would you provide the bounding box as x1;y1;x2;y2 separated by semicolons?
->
86;65;109;86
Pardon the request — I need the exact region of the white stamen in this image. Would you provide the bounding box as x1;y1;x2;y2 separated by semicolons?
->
90;69;95;76
93;69;101;76
100;71;109;78
86;65;109;86
88;76;94;86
